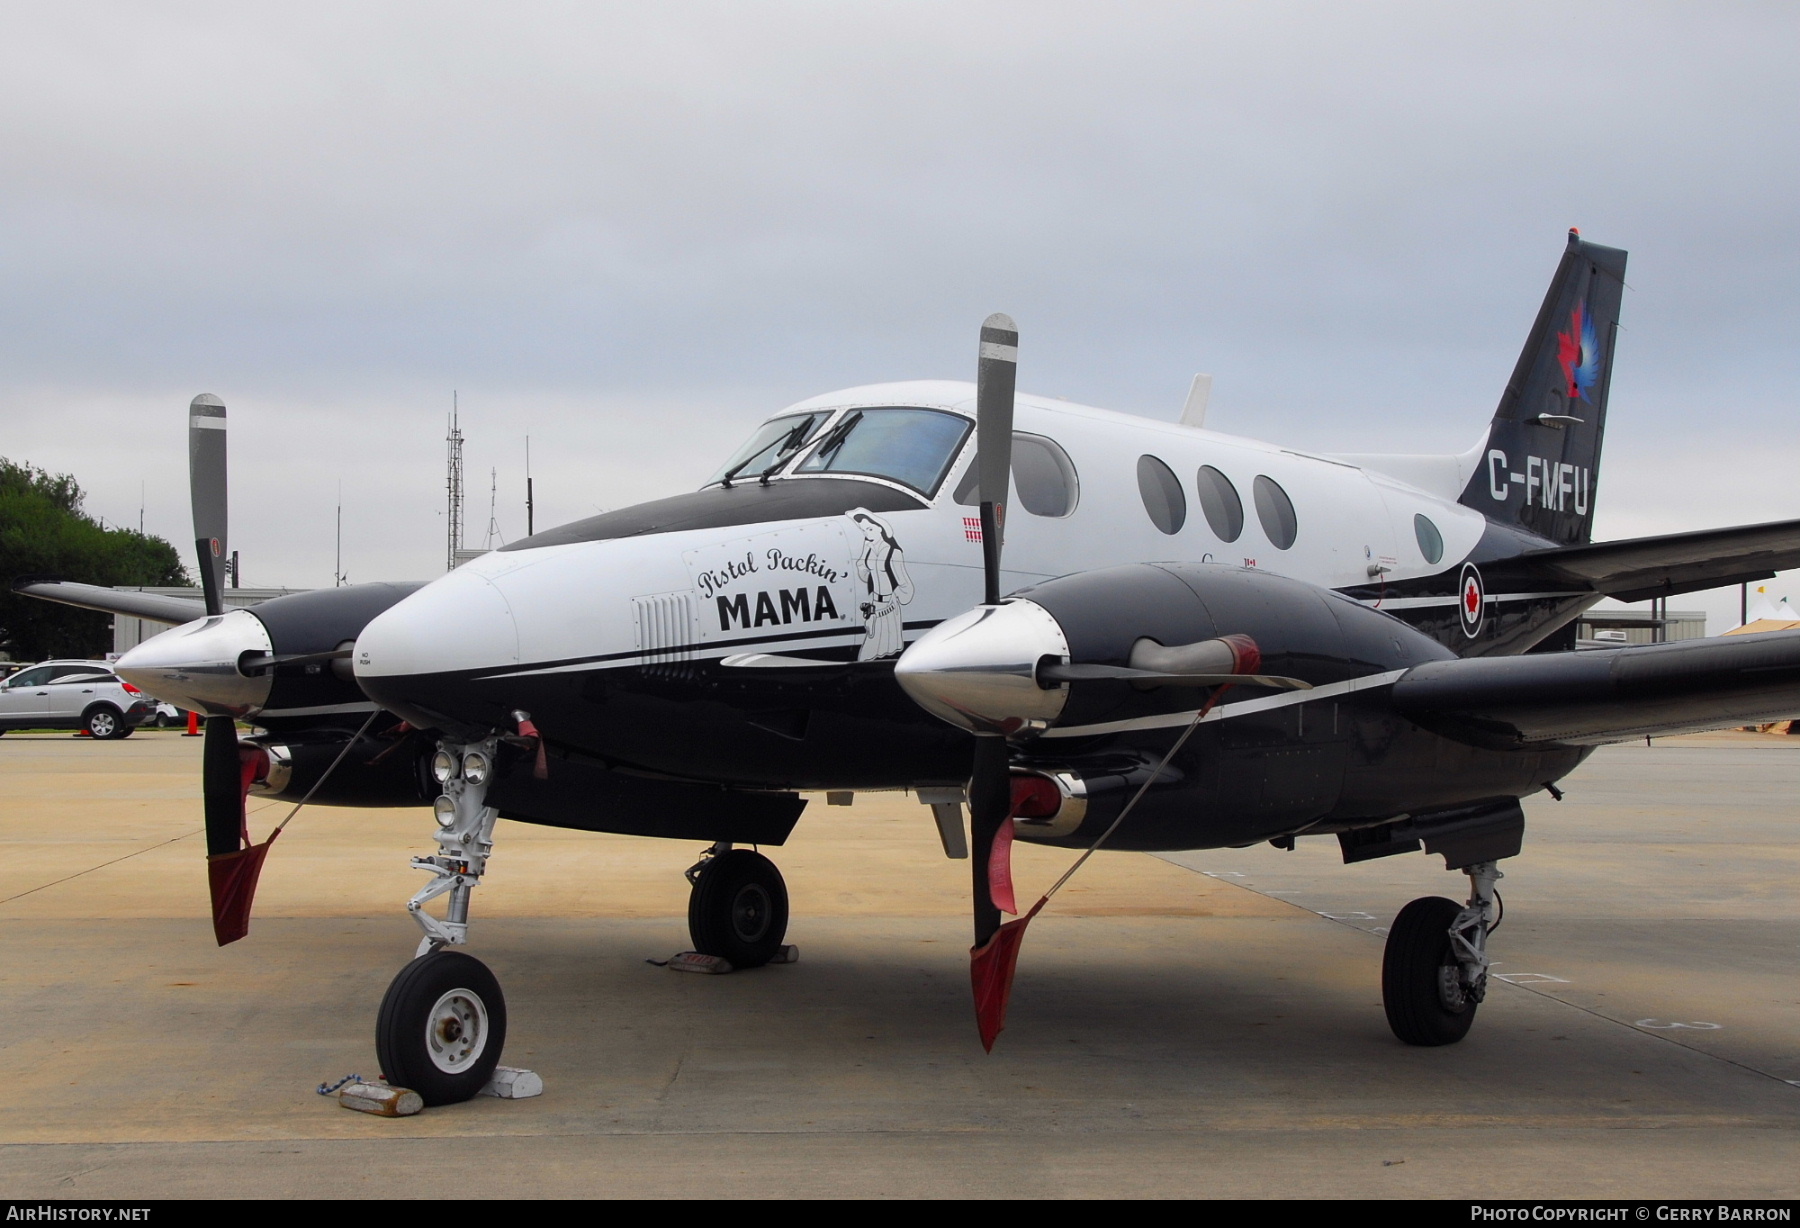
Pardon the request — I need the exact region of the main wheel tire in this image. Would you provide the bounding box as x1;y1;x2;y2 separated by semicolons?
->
83;707;124;740
688;849;789;969
1382;895;1479;1047
375;950;507;1106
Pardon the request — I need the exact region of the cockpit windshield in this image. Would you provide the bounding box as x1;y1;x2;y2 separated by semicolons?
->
793;407;971;497
708;412;831;487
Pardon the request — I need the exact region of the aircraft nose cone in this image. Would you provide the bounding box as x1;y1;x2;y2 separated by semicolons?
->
353;568;521;730
893;599;1070;735
114;609;274;717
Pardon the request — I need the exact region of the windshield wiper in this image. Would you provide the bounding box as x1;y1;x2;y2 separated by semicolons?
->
757;418;830;485
797;411;862;476
720;418;816;489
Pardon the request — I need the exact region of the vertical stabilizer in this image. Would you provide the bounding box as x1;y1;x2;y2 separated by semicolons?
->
1458;231;1627;545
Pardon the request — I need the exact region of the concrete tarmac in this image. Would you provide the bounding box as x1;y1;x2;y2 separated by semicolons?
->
1;729;1797;1198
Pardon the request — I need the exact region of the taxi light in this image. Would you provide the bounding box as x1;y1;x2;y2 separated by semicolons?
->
1010;774;1063;819
433;795;457;829
461;751;491;785
431;750;456;784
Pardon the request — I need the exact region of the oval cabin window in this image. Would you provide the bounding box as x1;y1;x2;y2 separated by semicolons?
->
1136;455;1185;535
1253;475;1297;549
1195;465;1244;542
1414;514;1444;565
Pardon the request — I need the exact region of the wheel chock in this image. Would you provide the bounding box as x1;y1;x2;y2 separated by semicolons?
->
338;1081;423;1117
668;951;733;974
768;944;799;964
480;1066;544;1099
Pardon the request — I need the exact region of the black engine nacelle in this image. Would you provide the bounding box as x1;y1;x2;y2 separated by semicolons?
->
1017;562;1456;730
899;563;1486;851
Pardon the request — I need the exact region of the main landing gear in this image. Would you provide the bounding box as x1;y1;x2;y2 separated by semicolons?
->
686;844;790;968
376;737;508;1105
1382;860;1502;1047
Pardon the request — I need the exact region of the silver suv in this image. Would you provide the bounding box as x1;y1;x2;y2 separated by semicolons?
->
0;660;153;739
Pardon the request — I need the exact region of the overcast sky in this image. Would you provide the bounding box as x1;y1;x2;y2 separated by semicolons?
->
2;2;1797;631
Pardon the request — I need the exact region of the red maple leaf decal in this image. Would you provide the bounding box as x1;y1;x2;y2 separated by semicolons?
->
1555;305;1584;398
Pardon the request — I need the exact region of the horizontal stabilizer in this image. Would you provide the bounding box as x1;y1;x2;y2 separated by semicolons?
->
1393;629;1800;748
1514;518;1800;602
11;578;208;625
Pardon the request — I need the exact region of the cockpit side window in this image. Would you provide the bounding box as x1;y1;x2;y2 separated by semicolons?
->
952;432;1080;518
794;407;972;498
708;412;831;487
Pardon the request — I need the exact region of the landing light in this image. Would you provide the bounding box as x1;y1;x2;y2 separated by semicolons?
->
433;795;457;829
461;751;491;785
431;750;456;784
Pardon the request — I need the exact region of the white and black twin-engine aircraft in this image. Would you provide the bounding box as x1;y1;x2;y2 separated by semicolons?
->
22;229;1800;1104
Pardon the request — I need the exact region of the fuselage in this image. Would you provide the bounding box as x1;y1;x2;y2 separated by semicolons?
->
351;380;1590;832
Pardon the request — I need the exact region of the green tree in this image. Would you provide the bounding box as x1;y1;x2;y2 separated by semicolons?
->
0;458;192;661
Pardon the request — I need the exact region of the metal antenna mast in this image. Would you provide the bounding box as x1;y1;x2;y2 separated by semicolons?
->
446;394;465;572
481;467;504;549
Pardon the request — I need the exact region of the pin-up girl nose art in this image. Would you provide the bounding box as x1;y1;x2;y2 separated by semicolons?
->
849;510;914;661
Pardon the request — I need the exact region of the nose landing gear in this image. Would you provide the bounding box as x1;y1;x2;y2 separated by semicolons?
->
686;844;790;968
375;737;509;1104
1382;860;1502;1046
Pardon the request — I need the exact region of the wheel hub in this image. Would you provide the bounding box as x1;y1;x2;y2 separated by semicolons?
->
1436;963;1469;1013
425;988;489;1073
731;884;772;943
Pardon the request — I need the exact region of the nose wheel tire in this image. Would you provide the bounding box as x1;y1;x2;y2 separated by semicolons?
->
688;849;789;968
375;950;507;1106
1383;895;1479;1046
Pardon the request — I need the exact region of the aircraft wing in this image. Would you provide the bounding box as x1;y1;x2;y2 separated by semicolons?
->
10;578;208;625
1391;629;1800;748
1515;519;1800;602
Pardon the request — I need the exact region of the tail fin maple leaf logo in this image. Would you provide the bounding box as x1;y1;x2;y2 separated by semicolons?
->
1556;302;1603;403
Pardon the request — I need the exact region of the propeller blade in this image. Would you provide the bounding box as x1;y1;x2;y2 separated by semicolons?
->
965;312;1025;1041
188;394;228;617
976;313;1017;606
968;734;1010;949
202;713;271;945
201;714;245;857
186;398;278;945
